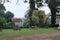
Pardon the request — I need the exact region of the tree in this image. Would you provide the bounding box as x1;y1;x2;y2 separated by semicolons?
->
45;13;51;26
24;9;46;27
45;0;60;27
0;17;6;31
27;0;35;27
1;0;60;27
32;10;46;27
0;3;6;31
0;0;9;4
0;11;5;17
0;4;6;11
0;4;6;17
24;9;31;27
35;0;60;27
3;22;15;29
5;11;14;22
47;0;57;27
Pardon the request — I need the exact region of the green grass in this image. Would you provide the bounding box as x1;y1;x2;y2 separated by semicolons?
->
0;28;60;38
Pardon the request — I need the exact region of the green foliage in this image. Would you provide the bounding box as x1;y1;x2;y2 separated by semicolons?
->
44;0;60;7
0;4;14;29
0;17;6;24
45;0;59;27
23;18;30;28
5;11;14;19
24;0;60;27
36;0;42;2
0;4;6;31
24;10;46;27
45;17;51;24
45;13;51;26
0;11;5;17
5;11;14;22
32;10;46;27
0;4;5;18
0;17;6;30
0;4;6;11
36;0;60;27
3;22;15;29
24;9;32;27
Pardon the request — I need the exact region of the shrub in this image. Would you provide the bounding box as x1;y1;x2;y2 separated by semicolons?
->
48;24;59;27
13;25;21;31
3;22;15;29
0;17;6;30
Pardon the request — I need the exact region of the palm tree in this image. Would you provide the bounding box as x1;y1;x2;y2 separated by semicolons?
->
32;10;46;26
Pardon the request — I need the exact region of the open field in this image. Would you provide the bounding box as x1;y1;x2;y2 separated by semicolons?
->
0;28;60;38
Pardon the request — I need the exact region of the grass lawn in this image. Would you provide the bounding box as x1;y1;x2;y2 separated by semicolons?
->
0;28;60;38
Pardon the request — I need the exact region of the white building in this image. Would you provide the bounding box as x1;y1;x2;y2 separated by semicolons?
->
12;18;24;27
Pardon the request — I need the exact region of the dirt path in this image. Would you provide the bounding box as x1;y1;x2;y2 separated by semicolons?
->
0;33;60;40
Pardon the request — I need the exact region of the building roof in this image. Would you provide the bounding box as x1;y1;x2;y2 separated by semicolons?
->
11;18;22;22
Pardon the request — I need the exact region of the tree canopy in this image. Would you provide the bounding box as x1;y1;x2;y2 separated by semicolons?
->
32;10;45;25
5;11;14;22
24;9;46;27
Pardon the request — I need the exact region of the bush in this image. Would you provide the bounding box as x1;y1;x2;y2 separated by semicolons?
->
0;17;6;30
13;25;21;31
3;22;15;29
48;24;59;27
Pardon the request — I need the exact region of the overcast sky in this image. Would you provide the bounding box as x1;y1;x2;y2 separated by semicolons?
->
4;0;50;18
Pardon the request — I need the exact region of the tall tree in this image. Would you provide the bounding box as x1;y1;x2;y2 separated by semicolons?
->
35;0;60;27
28;0;35;27
0;4;5;11
45;0;60;27
0;4;6;17
48;0;57;27
0;3;6;31
5;11;14;22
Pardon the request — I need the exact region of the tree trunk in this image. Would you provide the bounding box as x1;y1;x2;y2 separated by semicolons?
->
48;3;57;27
29;0;35;27
29;9;33;27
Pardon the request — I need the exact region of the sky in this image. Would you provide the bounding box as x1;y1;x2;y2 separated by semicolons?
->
4;0;50;18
